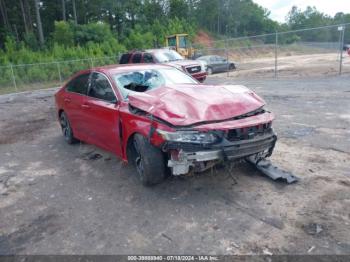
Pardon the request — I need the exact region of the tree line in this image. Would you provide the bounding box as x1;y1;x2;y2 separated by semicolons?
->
0;0;278;47
0;0;349;65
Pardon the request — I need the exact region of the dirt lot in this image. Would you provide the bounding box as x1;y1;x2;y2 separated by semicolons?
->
216;52;350;78
0;75;350;255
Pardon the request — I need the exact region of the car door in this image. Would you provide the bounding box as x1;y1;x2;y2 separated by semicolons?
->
209;56;220;73
215;56;228;72
82;72;122;155
63;72;90;137
219;56;230;71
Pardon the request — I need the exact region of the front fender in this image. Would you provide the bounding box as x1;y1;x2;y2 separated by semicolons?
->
120;110;171;161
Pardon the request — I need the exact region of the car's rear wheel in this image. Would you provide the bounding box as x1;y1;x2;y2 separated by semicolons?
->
207;67;213;75
59;112;78;144
132;134;166;186
229;63;236;71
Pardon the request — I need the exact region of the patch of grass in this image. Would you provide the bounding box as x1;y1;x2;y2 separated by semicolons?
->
0;81;61;95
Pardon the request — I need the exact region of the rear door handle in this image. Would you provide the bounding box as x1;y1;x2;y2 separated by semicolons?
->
81;104;90;109
64;98;71;103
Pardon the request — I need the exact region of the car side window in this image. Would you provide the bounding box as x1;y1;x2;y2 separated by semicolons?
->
132;53;142;63
210;56;216;62
143;53;154;63
119;53;131;64
88;73;117;103
66;73;90;95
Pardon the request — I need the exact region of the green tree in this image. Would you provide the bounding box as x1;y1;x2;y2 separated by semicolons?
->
286;6;334;41
52;21;74;47
74;22;115;45
124;24;154;49
169;0;189;19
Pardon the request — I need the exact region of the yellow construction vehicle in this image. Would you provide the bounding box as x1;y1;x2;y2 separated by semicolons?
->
165;33;195;59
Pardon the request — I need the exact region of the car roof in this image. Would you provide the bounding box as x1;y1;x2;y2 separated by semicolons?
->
123;48;172;54
90;63;173;75
145;48;175;53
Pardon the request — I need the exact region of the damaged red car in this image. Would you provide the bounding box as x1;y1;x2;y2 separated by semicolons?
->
55;64;276;186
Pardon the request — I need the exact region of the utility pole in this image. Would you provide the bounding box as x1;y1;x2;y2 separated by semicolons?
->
275;31;278;78
338;25;345;75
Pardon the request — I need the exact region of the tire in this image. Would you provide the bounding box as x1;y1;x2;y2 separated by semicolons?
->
59;111;78;144
229;63;236;71
207;67;213;75
132;134;166;186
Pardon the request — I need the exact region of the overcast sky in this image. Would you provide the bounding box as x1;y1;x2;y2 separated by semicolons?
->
253;0;350;23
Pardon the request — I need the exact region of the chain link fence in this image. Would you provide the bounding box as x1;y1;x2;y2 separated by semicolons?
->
194;23;350;78
1;24;350;94
0;55;120;95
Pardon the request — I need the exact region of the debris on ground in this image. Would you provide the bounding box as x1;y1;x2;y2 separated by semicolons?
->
308;246;316;253
81;151;103;161
303;223;324;236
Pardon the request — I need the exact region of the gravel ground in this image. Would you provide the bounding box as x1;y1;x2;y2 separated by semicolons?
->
0;75;349;255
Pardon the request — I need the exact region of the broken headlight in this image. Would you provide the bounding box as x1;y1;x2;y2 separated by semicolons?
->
157;130;219;144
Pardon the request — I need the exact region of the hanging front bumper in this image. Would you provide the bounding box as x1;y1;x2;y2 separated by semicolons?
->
167;130;277;175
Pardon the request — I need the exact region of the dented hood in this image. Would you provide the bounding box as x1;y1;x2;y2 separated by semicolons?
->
128;84;265;127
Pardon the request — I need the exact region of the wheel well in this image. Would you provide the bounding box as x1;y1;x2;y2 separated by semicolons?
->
126;133;137;163
126;132;167;162
58;109;64;118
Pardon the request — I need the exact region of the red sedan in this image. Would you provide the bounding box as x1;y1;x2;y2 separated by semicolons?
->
55;64;276;186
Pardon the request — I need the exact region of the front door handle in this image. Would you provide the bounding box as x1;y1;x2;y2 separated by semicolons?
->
64;98;71;103
81;104;90;109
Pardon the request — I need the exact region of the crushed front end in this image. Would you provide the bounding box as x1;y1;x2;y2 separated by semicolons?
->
157;119;277;175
